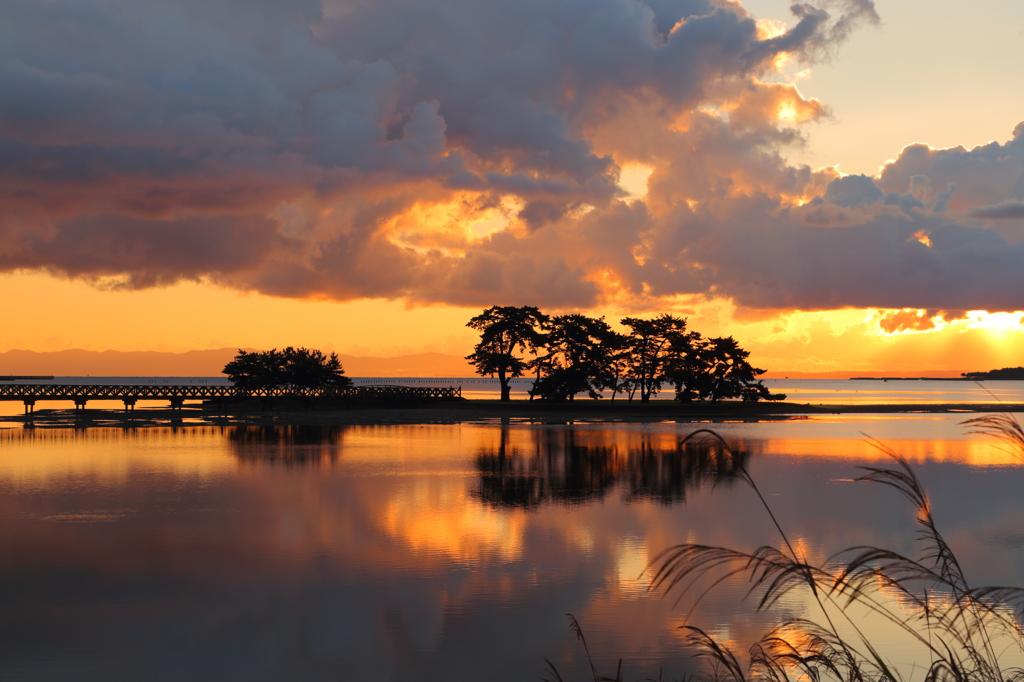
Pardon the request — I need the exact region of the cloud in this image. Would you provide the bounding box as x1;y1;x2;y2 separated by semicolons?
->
876;127;1024;213
0;214;296;287
16;0;1024;314
635;205;1024;312
875;309;966;334
824;174;883;207
970;200;1024;220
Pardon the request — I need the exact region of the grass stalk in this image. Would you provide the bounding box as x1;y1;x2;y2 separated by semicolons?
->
547;415;1024;682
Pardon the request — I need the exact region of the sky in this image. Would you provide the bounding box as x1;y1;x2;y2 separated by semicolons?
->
1;0;1023;373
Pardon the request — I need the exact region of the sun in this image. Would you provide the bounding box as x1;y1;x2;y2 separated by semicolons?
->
967;311;1024;334
618;163;654;200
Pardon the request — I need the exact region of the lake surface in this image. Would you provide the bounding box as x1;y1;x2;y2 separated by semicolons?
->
1;415;1023;681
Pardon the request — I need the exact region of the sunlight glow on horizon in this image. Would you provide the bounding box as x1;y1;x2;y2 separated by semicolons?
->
967;311;1024;334
5;271;1024;374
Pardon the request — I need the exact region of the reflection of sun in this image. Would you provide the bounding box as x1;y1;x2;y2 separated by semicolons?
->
780;579;1024;680
615;537;650;596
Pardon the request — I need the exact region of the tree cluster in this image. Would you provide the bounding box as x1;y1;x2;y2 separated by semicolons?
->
466;306;786;403
961;367;1024;380
222;347;353;392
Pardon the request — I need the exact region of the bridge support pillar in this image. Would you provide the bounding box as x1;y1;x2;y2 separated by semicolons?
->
169;397;185;411
74;398;88;413
23;400;35;414
123;398;137;413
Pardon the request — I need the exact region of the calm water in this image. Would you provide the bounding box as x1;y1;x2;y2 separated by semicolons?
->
1;416;1023;681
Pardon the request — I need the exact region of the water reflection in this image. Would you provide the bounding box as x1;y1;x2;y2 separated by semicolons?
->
1;421;1022;682
476;428;750;507
228;425;347;465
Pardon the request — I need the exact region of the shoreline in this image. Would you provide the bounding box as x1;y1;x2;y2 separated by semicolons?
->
3;399;1024;429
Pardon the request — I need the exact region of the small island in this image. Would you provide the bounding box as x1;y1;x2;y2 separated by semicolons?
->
961;367;1024;380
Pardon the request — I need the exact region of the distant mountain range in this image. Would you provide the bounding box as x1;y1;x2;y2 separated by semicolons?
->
0;349;476;377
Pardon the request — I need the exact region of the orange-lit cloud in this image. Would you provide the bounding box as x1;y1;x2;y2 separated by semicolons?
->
6;0;1024;368
0;0;880;310
875;309;964;334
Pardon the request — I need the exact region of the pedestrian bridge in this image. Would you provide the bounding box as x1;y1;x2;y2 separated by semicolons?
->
0;383;462;414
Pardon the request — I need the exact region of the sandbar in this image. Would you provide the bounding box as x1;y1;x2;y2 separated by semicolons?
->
2;399;1023;428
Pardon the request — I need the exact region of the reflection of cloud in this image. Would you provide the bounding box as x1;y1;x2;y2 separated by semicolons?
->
4;421;1023;680
0;427;234;484
615;537;650;596
767;576;1024;682
382;478;527;562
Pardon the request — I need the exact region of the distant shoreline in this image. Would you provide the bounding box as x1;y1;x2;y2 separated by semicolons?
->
849;377;974;381
850;375;1024;382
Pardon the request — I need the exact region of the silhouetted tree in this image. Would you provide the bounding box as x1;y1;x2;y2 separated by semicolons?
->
223;347;352;392
620;314;693;402
665;332;710;403
668;336;785;402
223;349;280;392
279;347;352;390
466;306;784;404
530;314;624;400
593;330;633;401
466;306;549;401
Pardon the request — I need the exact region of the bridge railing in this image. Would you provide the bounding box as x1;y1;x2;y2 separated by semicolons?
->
0;383;462;404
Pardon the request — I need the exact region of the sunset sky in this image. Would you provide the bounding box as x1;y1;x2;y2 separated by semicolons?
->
2;0;1023;373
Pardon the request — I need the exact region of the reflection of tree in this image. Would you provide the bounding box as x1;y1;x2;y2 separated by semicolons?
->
622;437;748;504
475;428;749;508
228;425;347;465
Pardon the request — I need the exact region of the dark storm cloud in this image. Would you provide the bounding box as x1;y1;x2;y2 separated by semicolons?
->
824;174;884;207
970;200;1024;220
877;125;1024;212
0;214;294;287
683;213;1024;311
610;122;1024;312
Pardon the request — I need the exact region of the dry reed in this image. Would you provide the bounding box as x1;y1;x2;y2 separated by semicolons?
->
547;422;1024;682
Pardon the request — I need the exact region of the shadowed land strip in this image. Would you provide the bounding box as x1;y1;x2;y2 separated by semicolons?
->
2;399;1023;429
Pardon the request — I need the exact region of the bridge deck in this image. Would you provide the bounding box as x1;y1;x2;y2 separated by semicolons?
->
0;383;462;413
